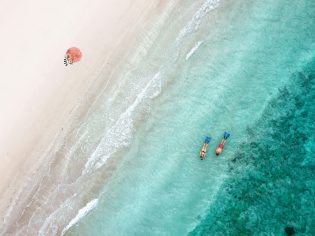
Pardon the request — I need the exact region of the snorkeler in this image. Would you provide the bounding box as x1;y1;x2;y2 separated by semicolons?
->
215;131;230;156
200;136;211;160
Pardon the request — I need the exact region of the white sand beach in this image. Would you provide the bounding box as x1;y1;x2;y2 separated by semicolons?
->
0;0;176;233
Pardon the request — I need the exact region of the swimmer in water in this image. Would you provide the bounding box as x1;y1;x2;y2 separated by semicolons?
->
216;131;230;156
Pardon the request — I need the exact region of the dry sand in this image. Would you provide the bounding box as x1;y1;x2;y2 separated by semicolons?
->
0;0;171;231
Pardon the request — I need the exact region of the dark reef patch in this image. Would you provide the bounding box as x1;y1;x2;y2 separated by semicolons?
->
285;226;295;236
189;59;315;236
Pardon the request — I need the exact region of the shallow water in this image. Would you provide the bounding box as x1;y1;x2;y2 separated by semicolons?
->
64;0;315;235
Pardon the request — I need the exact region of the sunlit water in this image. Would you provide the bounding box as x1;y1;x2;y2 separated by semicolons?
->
2;0;314;235
66;0;315;235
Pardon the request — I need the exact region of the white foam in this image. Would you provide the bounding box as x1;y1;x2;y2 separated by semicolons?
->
61;198;98;235
185;41;203;60
176;0;220;44
81;0;221;176
83;72;162;175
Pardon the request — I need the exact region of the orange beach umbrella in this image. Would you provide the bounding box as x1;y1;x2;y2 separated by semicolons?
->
64;47;82;66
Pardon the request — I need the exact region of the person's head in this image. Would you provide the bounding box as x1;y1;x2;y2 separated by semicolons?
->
216;148;221;156
200;151;205;159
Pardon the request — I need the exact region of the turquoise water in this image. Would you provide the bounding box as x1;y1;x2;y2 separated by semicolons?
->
65;0;315;235
190;60;315;235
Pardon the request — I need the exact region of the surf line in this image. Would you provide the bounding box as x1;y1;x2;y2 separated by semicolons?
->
61;199;99;235
186;41;203;60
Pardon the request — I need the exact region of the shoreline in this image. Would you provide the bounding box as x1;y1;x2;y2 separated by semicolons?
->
0;0;178;234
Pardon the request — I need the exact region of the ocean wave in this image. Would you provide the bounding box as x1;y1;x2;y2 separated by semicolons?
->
61;198;99;235
83;72;162;175
175;0;220;44
186;41;203;60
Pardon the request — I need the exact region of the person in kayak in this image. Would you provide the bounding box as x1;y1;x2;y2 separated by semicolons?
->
216;131;230;156
200;136;211;160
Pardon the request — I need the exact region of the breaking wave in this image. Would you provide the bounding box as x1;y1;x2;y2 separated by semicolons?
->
83;72;162;175
175;0;219;44
186;41;203;60
61;199;99;235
